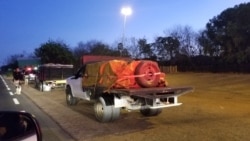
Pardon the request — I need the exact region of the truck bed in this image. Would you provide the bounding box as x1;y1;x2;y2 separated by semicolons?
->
37;64;74;81
108;86;194;99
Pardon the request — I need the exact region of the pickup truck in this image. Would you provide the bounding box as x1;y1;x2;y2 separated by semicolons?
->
66;55;193;122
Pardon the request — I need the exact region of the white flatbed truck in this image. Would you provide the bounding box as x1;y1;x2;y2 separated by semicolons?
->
65;56;193;122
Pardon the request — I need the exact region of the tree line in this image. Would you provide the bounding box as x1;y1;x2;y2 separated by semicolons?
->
1;2;250;73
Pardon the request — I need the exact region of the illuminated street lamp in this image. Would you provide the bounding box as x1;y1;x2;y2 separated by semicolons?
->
120;6;132;49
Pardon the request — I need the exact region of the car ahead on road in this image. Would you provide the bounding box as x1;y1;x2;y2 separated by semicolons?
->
23;67;37;81
66;55;194;122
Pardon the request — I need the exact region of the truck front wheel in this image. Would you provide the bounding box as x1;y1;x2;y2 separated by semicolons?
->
140;108;162;117
94;97;120;122
66;86;77;105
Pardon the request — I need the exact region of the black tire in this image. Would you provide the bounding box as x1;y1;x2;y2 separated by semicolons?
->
34;78;39;88
140;107;162;117
66;86;77;105
135;61;160;88
94;97;120;122
39;82;44;92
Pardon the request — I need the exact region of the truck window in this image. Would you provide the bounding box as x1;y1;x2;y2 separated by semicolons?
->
75;65;86;78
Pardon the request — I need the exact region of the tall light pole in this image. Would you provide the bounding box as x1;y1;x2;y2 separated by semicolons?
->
120;6;132;52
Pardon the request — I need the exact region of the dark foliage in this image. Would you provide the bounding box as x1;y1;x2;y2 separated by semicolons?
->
34;40;74;64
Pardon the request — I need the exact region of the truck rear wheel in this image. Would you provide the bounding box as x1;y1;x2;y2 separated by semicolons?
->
66;86;77;105
140;108;162;117
94;97;120;122
34;78;39;88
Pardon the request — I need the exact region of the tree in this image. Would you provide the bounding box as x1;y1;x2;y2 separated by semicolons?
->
203;2;250;64
154;36;180;61
166;25;198;57
123;37;139;58
137;38;155;59
73;42;88;59
73;40;124;59
34;40;74;64
3;54;22;70
5;54;22;67
197;30;220;56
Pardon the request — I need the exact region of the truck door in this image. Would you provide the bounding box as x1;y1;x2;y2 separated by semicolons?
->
70;66;90;100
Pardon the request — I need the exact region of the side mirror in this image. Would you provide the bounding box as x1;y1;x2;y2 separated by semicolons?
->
0;111;42;141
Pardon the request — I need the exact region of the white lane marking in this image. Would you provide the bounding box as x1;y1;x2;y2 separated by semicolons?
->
9;92;14;96
13;98;20;105
0;75;13;92
1;76;15;95
0;76;11;91
7;87;10;91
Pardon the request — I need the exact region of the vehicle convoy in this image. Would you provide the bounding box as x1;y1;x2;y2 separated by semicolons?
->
66;55;193;122
35;63;74;91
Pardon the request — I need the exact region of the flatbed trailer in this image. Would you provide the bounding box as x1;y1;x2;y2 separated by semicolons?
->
35;63;74;91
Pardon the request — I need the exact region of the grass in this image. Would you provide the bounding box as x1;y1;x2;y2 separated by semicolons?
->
166;72;250;97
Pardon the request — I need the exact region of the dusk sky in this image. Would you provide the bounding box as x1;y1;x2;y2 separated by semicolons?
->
0;0;249;66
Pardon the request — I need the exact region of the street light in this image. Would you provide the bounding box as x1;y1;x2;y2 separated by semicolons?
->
121;6;132;48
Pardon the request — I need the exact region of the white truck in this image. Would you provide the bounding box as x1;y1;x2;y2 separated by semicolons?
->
65;56;193;122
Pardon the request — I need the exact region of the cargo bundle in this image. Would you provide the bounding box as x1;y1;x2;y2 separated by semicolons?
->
82;59;167;89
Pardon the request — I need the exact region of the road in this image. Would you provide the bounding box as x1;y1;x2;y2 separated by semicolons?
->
0;75;75;141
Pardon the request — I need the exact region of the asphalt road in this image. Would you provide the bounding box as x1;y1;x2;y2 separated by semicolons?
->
0;75;75;141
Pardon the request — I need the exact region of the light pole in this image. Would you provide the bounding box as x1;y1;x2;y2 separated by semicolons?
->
120;7;132;53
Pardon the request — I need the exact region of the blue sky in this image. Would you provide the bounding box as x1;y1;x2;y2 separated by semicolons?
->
0;0;249;65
